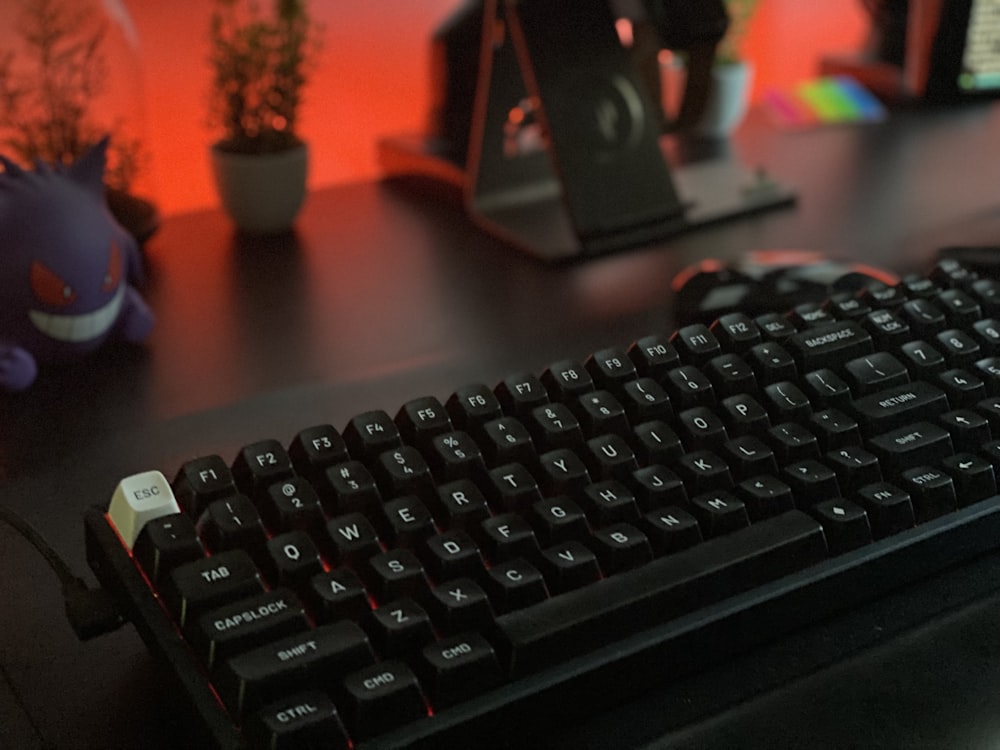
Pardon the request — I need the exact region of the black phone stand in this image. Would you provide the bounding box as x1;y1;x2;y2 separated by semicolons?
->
379;0;796;262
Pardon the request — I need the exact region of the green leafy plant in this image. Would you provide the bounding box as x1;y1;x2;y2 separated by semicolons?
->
717;0;760;65
209;0;321;155
0;0;143;190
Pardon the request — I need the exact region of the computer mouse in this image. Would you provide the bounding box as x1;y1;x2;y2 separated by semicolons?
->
671;250;899;326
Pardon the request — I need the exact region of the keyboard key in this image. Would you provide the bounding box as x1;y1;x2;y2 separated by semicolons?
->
287;425;349;480
526;403;584;452
259;531;324;590
363;549;430;604
590;523;653;574
529;496;589;546
377;496;436;548
425;578;495;635
810;499;872;554
689;490;749;537
495;373;549;417
344;410;402;461
736;475;795;521
710;312;762;352
373;447;435;502
641;506;703;555
217;622;374;716
339;661;427;740
425;431;486;481
244;691;349;750
132;513;204;584
852;381;949;433
628;335;680;380
107;470;181;549
670;324;722;365
163;550;263;628
483;558;548;613
231;440;294;499
416;633;503;709
898;466;957;522
259;478;325;536
578;480;640;525
844;352;910;396
478;417;536;467
538;541;602;594
304;568;371;624
541;359;594;401
868;422;954;477
192;588;309;669
318;461;381;516
172;456;235;518
446;384;504;430
479;513;541;564
196;495;268;558
855;482;915;539
535;448;591;496
364;598;436;658
941;453;998;506
787;321;873;372
586;347;639;391
324;513;382;568
395;396;453;447
420;529;486;582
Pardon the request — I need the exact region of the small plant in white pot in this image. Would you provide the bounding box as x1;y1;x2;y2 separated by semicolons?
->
697;0;759;138
208;0;321;234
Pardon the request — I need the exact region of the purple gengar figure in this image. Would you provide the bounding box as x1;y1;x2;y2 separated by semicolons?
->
0;138;154;391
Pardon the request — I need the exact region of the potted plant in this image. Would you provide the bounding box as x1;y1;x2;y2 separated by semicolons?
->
208;0;321;234
0;0;158;242
696;0;759;138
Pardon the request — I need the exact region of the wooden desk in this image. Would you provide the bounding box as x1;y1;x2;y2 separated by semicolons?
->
2;102;1000;748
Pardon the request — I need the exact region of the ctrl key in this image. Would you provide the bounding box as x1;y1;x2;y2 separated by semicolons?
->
340;661;427;740
244;691;349;750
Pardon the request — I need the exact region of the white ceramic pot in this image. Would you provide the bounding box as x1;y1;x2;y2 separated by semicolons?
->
696;61;755;139
659;58;755;139
210;142;308;234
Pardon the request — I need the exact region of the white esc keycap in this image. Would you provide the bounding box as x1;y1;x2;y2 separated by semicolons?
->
107;470;181;549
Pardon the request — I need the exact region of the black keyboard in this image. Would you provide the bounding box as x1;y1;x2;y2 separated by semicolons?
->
85;260;1000;749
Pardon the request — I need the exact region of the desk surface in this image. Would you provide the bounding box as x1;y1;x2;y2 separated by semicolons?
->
3;103;1000;748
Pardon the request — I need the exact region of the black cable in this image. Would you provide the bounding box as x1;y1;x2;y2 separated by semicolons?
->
0;504;125;640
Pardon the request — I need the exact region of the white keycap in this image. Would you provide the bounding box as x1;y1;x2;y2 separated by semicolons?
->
107;470;181;549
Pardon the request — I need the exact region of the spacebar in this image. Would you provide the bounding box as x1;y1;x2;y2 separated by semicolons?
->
494;510;827;678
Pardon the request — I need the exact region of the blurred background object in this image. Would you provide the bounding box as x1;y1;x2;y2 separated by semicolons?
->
0;0;158;241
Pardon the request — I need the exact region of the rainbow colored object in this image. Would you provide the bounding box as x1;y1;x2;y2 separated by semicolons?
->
764;75;886;129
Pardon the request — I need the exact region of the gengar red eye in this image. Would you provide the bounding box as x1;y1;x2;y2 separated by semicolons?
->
102;239;123;293
31;261;77;307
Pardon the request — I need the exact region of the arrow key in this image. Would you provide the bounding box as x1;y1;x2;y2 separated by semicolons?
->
810;498;872;555
938;410;992;454
941;453;998;507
